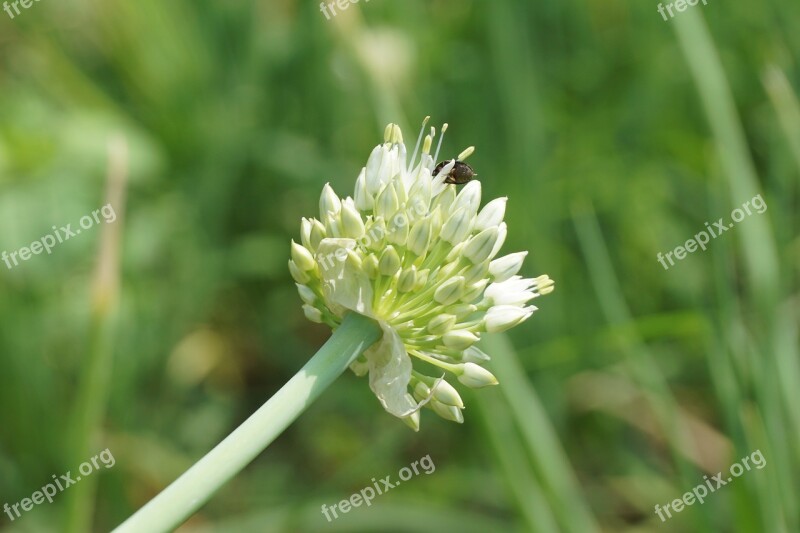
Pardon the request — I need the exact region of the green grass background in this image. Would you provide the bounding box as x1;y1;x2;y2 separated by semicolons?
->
0;0;798;531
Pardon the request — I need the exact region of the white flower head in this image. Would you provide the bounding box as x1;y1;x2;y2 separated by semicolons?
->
291;118;553;430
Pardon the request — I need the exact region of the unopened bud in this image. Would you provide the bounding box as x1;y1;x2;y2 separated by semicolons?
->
442;329;479;350
457;362;498;388
379;246;402;276
434;276;465;305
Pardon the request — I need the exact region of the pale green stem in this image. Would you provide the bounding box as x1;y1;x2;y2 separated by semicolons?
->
65;137;127;533
112;312;381;533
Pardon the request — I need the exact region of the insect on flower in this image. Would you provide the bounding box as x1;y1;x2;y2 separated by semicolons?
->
434;159;477;185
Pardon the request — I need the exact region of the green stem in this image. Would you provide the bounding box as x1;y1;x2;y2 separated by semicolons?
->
112;312;381;533
64;308;117;533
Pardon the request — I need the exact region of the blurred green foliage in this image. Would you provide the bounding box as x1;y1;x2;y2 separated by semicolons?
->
0;0;798;531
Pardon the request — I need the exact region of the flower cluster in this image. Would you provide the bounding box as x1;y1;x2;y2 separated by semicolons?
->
290;118;553;430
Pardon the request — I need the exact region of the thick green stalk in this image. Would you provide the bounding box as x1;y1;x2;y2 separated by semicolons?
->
113;312;381;533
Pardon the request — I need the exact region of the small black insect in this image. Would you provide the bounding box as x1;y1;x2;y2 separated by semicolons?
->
433;160;477;185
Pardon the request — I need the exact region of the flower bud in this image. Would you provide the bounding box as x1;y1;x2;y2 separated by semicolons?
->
408;216;433;256
309;218;326;250
407;176;432;215
414;269;430;290
386;214;409;245
401;410;420;432
484;305;535;333
440;207;472;245
430;398;464;423
490;222;507;259
354;168;373;211
365;145;384;195
393;180;408;206
366;218;386;250
379;246;401;276
300;218;314;252
345;249;363;271
445;242;465;262
413;381;431;401
464;261;489;285
457;363;498;388
324;213;341;239
437;261;459;280
288;259;310;284
442;329;479;350
363;254;380;279
431;379;464;408
397;267;417;293
461;279;488;303
296;284;316;305
427;314;456;335
302;304;323;323
376;182;399;219
340;202;365;239
434;276;465;305
291;240;316;271
462;346;491;364
452;180;481;219
376;145;396;190
489;251;527;282
319;183;341;217
435;186;456;214
463;227;499;264
474;197;507;231
448;304;477;319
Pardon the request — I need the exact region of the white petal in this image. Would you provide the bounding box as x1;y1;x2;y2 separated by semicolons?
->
431;160;454;197
354;168;373;212
365;145;385;196
489;251;527;282
484;276;536;306
475;197;507;231
440;207;473;245
463;227;499;264
452;180;482;219
457;363;498;388
484;304;536;333
319;183;341;218
489;222;508;259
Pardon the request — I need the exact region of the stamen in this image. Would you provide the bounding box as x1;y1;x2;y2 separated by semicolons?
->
534;275;555;295
457;146;475;160
422;135;433;155
433;123;448;163
408;116;430;173
384;123;394;143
